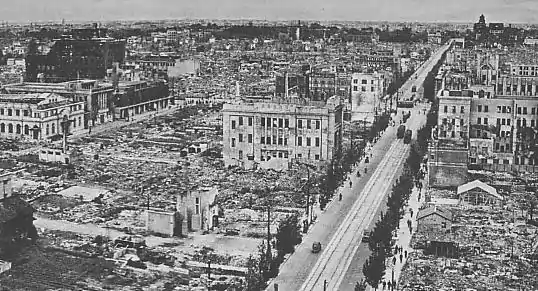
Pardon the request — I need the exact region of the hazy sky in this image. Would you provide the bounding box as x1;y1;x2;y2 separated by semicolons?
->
3;0;538;23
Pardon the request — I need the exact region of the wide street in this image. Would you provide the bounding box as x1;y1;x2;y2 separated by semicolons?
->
267;42;452;291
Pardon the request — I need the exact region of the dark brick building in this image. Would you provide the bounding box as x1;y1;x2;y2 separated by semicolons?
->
26;25;125;83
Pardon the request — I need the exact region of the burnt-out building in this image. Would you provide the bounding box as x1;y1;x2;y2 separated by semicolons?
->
113;80;172;120
26;25;125;83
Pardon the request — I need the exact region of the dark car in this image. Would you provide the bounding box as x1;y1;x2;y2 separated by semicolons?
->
312;242;322;253
362;231;371;243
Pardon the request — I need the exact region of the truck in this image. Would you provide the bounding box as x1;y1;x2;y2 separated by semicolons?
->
397;125;406;139
404;130;412;144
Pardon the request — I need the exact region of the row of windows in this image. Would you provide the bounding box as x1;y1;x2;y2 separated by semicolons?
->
231;135;322;147
352;86;376;92
353;79;376;85
443;105;466;113
0;106;83;118
0;123;32;135
231;116;254;129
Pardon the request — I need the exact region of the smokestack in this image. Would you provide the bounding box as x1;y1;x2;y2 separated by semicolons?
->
235;81;240;97
284;72;289;98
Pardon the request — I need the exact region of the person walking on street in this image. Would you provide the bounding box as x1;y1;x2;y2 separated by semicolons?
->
404;250;408;258
399;253;403;263
382;280;387;290
410;208;414;217
349;181;352;188
407;219;412;232
392;256;396;265
339;193;343;201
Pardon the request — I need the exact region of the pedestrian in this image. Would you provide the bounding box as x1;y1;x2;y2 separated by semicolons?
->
349;181;352;188
383;280;387;290
399;253;403;263
339;193;342;201
410;209;414;217
392;256;396;265
394;248;398;255
404;250;408;258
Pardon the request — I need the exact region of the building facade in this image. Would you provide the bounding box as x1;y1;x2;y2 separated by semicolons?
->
351;72;386;122
3;80;114;127
25;25;125;82
222;97;344;170
0;93;85;140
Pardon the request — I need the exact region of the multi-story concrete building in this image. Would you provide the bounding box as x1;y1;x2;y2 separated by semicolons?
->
0;93;85;140
113;80;172;120
222;97;344;170
351;72;386;122
3;80;114;127
25;25;125;82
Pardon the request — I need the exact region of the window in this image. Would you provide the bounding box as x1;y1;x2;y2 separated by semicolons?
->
267;137;271;144
195;198;200;215
239;150;243;160
477;117;481;125
279;118;283;128
298;120;303;128
501;118;506;125
484;105;489;112
362;79;367;84
261;136;265;144
316;137;320;147
533;108;537;115
497;106;502;113
315;154;320;160
316;120;321;129
297;153;302;158
497;118;501;126
507;119;511;126
261;117;266;126
477;105;482;112
441;222;447;229
51;124;55;134
273;136;277;144
362;86;366;92
284;138;288;145
248;117;253;126
307;120;312;129
238;134;243;142
7;109;12;116
231;138;236;147
371;87;375;92
484;118;488;125
231;120;236;129
353;79;358;84
23;110;28;117
524;107;528;115
248;134;253;143
532;120;536;127
306;137;311;146
15;110;20;116
298;136;303;146
444;106;448;113
267;118;272;128
278;138;283;145
502;106;507;113
285;119;289;128
518;107;522;114
460;106;464;113
353;86;358;91
238;116;243;126
452;106;456;113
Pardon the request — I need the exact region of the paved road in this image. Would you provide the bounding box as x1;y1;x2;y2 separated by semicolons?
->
268;43;451;291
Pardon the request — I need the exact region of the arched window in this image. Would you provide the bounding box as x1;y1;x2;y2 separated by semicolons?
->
51;124;55;134
0;123;4;133
24;125;29;135
16;124;21;134
46;124;50;135
8;124;13;133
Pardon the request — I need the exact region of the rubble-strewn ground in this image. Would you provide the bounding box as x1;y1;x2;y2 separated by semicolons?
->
0;104;325;289
401;175;538;291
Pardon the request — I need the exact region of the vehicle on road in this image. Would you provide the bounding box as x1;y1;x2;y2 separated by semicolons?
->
397;125;406;139
362;231;371;243
404;130;412;144
312;242;322;253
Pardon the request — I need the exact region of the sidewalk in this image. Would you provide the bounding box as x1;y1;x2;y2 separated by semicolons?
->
367;165;427;291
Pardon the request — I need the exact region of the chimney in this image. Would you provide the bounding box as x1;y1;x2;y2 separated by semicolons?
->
284;72;289;98
235;81;240;97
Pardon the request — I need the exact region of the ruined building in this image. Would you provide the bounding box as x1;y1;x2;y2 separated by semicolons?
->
25;24;125;83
